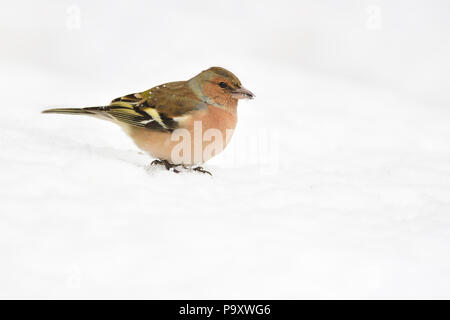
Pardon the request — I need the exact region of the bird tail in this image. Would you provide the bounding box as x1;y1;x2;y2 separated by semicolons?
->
41;107;103;116
41;107;117;122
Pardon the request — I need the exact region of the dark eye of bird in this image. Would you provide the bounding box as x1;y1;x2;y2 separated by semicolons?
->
219;82;228;88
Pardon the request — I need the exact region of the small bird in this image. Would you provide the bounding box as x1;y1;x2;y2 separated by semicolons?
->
43;67;254;175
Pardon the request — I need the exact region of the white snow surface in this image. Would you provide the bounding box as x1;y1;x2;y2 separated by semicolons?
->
1;0;450;299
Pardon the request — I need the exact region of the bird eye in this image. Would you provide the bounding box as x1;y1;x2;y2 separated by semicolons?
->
219;82;228;88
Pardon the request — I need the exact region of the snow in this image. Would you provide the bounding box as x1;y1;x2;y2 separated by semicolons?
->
1;0;450;299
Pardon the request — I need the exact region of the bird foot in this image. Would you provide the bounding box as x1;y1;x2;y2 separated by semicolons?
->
192;166;212;176
151;159;180;173
150;160;212;176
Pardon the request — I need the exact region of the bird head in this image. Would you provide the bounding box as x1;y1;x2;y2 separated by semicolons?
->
189;67;254;106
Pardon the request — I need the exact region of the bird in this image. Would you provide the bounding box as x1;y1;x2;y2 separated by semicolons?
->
42;67;254;175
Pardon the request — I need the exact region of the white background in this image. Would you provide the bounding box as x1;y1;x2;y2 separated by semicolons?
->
1;0;450;298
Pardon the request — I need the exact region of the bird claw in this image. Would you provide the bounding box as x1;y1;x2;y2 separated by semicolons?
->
150;159;180;173
150;159;163;166
192;166;212;176
150;159;212;176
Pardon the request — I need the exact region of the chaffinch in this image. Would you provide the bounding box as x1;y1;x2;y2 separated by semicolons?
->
43;67;254;174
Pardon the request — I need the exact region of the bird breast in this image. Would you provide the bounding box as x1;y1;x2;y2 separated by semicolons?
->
124;104;238;165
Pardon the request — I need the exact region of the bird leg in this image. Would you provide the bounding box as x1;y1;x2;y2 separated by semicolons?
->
192;166;212;176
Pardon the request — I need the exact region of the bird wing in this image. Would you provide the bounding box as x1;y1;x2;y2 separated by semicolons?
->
105;81;206;132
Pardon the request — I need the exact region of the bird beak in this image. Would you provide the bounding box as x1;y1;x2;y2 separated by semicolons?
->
231;87;255;100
